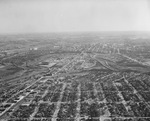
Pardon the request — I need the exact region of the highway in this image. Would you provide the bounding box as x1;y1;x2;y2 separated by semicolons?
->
120;54;150;67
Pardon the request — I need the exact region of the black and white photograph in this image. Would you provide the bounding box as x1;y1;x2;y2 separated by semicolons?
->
0;0;150;121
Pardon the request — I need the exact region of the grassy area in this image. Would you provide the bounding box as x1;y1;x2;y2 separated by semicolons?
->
0;67;22;78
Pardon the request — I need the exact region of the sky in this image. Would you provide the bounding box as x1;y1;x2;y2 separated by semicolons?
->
0;0;150;34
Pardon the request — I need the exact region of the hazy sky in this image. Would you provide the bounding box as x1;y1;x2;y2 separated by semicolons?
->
0;0;150;34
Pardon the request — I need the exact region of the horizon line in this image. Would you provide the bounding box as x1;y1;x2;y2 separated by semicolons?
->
0;30;150;36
